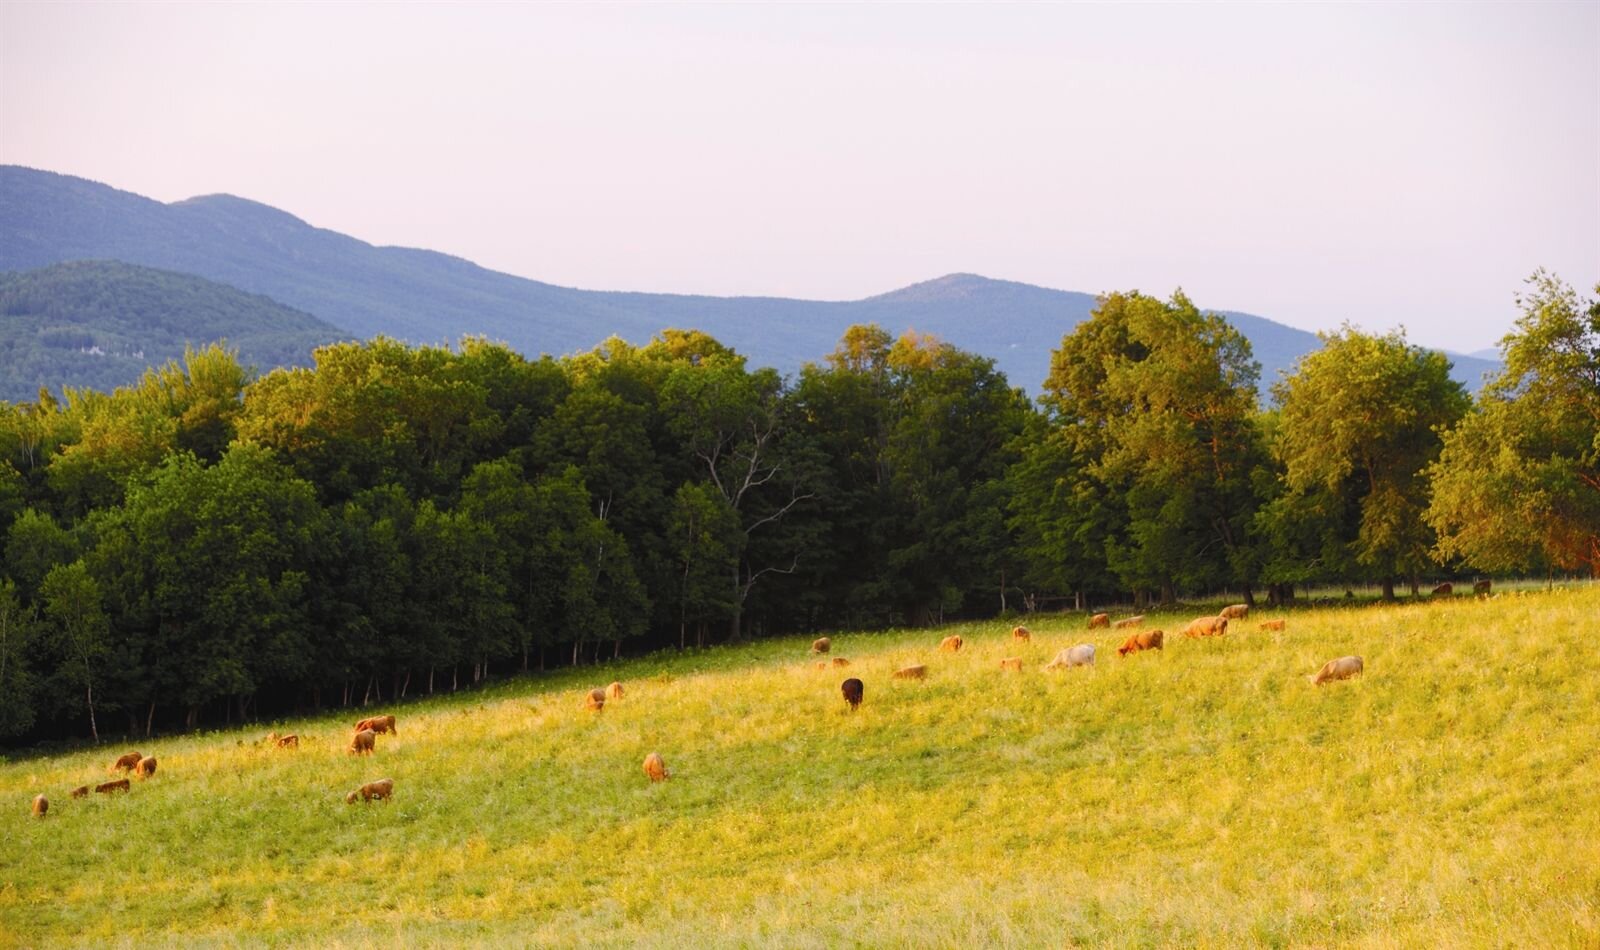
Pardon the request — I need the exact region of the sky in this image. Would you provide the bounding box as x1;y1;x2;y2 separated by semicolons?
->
2;2;1596;353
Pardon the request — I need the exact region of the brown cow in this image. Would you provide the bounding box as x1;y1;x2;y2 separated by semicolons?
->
585;688;606;712
1473;579;1492;595
643;753;670;783
70;785;89;799
1011;626;1031;642
110;751;143;773
815;661;829;670
1117;629;1164;657
841;678;864;711
1088;613;1110;629
893;664;927;680
938;635;963;653
32;795;47;818
1258;619;1286;632
811;637;831;654
1114;615;1146;629
998;657;1024;672
95;779;130;795
345;778;394;804
354;715;396;736
1182;616;1228;638
134;756;157;779
1431;582;1453;596
276;734;299;749
348;729;377;755
832;657;850;667
1219;604;1249;620
606;681;625;700
1310;655;1364;685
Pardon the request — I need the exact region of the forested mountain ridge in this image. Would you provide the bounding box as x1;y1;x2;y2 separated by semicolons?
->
0;165;1501;394
0;261;346;402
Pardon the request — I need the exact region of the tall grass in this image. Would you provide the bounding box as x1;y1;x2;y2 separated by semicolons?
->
3;588;1597;947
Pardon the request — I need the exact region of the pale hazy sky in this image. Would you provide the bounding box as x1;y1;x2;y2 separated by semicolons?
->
2;2;1596;353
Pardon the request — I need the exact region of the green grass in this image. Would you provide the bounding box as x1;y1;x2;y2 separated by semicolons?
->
4;588;1599;947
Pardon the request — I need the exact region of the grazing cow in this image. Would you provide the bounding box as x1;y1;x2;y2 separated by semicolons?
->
1044;644;1096;670
348;729;377;756
1117;629;1165;657
1088;613;1110;629
134;756;157;779
832;657;850;667
815;661;829;670
95;779;130;795
893;664;927;680
1011;626;1031;642
1114;615;1145;629
1182;616;1228;638
354;715;396;736
1431;582;1453;596
938;635;963;653
345;778;394;804
643;753;670;783
70;785;89;799
110;751;143;773
1258;619;1286;632
999;657;1023;672
1310;655;1364;685
32;795;47;818
841;677;864;710
812;637;831;654
606;681;625;700
585;688;606;712
276;734;299;749
1473;579;1492;595
1219;604;1249;620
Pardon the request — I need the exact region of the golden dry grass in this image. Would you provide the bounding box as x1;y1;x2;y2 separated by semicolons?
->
2;587;1598;947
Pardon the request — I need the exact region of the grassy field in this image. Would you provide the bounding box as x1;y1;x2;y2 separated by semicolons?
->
3;588;1598;947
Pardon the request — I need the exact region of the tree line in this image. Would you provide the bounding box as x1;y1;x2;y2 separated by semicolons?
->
1;271;1594;745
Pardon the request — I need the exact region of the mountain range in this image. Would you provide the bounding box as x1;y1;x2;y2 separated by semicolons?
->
0;165;1502;399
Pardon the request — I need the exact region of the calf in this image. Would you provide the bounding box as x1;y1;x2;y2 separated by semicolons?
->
1310;656;1364;685
345;778;394;804
70;785;89;799
348;729;377;755
999;657;1024;672
832;657;850;667
939;635;963;653
1088;613;1110;629
893;664;927;680
1011;626;1031;642
1258;619;1286;632
134;756;157;779
811;637;831;654
32;794;47;818
643;753;670;783
1117;629;1164;657
606;681;625;699
841;678;864;711
276;734;300;749
95;779;130;795
585;688;606;712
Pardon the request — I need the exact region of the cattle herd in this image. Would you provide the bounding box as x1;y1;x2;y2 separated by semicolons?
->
26;598;1384;819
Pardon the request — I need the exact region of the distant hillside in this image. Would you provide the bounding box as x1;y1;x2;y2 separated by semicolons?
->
0;261;345;403
0;166;1501;394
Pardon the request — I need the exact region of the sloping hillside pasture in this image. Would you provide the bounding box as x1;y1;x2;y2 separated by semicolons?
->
2;589;1597;946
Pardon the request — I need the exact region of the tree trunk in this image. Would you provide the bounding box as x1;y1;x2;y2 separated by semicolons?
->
1381;578;1396;601
1242;586;1255;607
729;565;743;642
1159;581;1175;607
401;670;411;698
427;668;434;695
1409;574;1420;597
186;704;199;731
146;701;156;738
614;639;621;660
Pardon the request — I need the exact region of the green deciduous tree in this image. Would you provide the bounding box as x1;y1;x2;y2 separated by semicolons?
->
41;560;109;741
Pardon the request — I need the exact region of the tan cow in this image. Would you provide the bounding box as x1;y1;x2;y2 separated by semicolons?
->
585;688;606;712
134;756;157;779
1113;615;1146;629
348;729;377;755
606;681;625;699
1088;613;1110;629
1219;604;1249;620
32;794;47;818
1258;619;1286;632
1182;616;1228;638
1310;656;1364;685
893;664;928;680
643;752;670;783
939;635;963;653
998;657;1024;672
1117;629;1164;657
346;778;394;804
1011;626;1031;642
